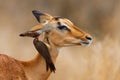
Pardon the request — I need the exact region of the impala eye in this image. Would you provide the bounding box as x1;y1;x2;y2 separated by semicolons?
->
57;25;70;31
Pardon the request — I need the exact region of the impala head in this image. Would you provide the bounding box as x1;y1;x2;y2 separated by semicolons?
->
20;10;92;47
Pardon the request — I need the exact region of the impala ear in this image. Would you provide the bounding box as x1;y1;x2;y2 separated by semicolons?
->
32;10;53;25
19;24;52;38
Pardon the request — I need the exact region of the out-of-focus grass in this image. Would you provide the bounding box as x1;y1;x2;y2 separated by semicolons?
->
48;37;120;80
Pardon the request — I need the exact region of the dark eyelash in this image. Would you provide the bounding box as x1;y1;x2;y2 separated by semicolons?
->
57;25;70;31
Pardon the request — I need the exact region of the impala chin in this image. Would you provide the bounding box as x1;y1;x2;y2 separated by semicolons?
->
80;40;92;47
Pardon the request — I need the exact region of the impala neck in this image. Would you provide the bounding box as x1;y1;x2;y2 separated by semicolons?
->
22;37;59;80
44;37;59;61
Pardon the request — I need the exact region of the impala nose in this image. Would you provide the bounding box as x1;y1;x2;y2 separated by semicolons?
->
85;36;92;41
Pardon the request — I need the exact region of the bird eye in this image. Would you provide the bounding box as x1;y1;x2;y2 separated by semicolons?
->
57;25;70;30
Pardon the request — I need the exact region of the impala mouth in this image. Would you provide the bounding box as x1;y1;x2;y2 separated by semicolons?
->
63;40;92;47
80;40;92;46
81;42;89;44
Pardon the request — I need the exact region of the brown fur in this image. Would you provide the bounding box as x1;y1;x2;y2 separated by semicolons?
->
0;54;28;80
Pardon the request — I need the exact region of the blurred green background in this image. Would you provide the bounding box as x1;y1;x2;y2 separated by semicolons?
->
0;0;120;80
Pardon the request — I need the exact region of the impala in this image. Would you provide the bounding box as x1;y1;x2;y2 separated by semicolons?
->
0;10;92;80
